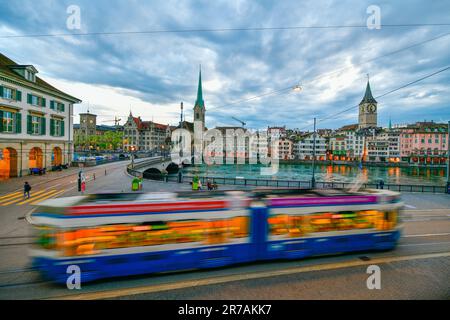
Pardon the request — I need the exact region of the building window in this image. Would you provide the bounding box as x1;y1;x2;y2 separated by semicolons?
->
56;120;62;136
0;86;22;101
32;116;40;134
50;101;65;112
27;94;46;107
27;114;45;135
1;111;14;132
3;87;12;99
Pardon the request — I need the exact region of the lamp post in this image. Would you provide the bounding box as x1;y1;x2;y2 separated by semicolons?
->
447;121;450;193
311;117;316;189
131;146;135;169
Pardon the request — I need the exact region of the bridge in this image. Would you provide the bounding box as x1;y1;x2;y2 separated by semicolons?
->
127;155;192;177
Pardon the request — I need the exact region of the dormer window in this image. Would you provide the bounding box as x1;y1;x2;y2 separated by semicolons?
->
9;65;38;83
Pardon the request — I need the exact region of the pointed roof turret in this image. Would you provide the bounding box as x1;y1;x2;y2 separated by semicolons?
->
194;65;205;109
360;80;377;104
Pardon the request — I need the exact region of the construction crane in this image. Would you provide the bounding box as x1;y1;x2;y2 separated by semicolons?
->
101;116;122;128
231;116;246;128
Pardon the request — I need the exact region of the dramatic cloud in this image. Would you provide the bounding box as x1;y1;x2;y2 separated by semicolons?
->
0;0;449;130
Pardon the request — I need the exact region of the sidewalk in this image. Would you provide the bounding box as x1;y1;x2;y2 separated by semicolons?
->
0;160;130;194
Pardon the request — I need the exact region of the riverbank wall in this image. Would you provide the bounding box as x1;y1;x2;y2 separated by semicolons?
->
280;160;447;169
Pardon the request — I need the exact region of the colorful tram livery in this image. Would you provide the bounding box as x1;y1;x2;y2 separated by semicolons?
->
30;189;403;284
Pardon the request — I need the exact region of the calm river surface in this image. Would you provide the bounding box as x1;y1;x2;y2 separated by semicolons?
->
182;163;447;186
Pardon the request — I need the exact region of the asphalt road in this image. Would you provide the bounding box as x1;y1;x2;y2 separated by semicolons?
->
0;161;449;299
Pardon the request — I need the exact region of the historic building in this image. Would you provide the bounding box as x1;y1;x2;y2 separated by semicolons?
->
329;134;347;160
296;133;327;160
73;111;122;151
366;129;401;163
193;67;206;132
399;121;448;165
123;112;171;152
278;138;294;160
0;53;81;179
172;67;208;160
358;80;378;129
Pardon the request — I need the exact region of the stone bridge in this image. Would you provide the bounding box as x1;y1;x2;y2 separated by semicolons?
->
130;156;192;176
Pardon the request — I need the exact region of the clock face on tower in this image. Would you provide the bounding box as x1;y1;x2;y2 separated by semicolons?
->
368;104;376;113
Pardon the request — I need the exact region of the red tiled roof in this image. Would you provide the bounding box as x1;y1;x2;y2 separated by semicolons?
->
339;124;358;131
132;117;168;130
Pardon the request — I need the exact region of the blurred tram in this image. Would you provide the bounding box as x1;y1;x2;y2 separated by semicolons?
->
29;188;403;284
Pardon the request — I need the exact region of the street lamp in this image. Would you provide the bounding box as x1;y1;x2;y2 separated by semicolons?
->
447;121;450;193
312;117;316;189
293;84;302;92
131;146;136;169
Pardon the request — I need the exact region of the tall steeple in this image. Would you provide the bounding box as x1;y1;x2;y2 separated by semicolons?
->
361;80;377;104
358;78;378;129
195;65;205;109
193;65;206;130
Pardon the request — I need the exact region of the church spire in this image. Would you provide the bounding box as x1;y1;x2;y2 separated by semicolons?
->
195;65;205;109
361;80;377;104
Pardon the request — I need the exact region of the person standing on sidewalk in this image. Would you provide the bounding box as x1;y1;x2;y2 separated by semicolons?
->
24;182;31;199
81;173;86;194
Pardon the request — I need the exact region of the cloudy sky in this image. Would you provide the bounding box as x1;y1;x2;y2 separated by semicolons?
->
0;0;449;130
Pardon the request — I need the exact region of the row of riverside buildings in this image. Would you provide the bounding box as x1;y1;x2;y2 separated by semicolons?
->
282;82;448;165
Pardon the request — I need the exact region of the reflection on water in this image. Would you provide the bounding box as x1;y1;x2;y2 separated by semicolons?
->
183;163;447;186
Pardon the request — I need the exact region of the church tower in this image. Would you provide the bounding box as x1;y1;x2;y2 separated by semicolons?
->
358;80;378;129
79;109;97;136
193;66;206;131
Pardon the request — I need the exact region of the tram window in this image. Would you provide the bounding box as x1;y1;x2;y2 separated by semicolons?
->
35;226;57;250
52;216;250;256
268;210;395;238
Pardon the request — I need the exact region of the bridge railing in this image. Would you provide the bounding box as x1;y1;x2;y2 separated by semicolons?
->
178;175;447;193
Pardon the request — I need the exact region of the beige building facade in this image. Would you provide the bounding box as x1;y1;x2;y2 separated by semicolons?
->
0;53;81;178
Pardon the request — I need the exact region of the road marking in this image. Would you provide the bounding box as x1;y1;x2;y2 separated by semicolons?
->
403;232;450;238
17;189;60;205
404;204;417;209
398;242;450;247
52;251;450;300
31;189;66;205
0;192;25;204
0;191;21;200
1;189;49;206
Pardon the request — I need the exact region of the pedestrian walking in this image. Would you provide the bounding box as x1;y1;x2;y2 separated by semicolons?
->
23;182;31;199
81;174;86;194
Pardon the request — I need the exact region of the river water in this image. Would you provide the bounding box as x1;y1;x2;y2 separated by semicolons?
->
182;163;447;186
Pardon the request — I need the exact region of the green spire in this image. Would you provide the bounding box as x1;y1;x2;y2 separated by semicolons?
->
389;117;392;130
361;80;377;104
195;65;204;109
